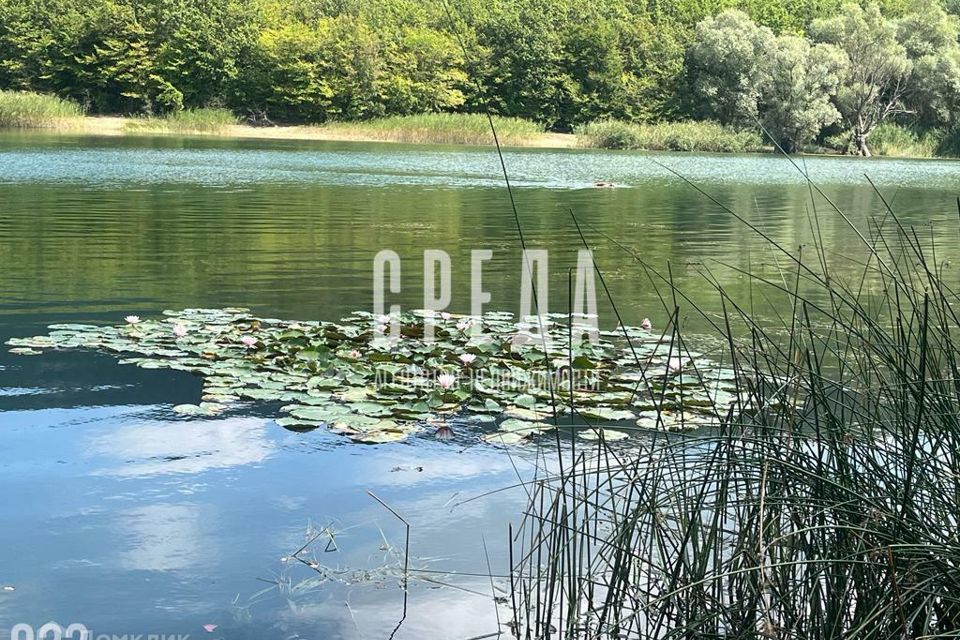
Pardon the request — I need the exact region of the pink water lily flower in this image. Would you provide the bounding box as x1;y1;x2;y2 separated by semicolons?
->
459;353;477;365
667;357;685;374
435;424;455;441
241;335;258;348
173;324;188;338
456;319;472;332
437;373;457;390
348;349;362;359
640;318;652;331
125;315;141;325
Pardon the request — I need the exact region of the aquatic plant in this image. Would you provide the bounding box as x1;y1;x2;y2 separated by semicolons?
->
7;308;741;444
507;172;960;637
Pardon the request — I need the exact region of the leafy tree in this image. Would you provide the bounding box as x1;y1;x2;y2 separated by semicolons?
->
759;35;846;152
910;51;960;130
147;0;261;110
0;0;957;151
72;3;169;113
379;27;467;115
811;3;912;156
687;9;775;127
897;2;960;129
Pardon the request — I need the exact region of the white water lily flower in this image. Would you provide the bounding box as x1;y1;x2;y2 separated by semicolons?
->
173;324;188;337
125;315;141;325
437;373;457;390
241;335;258;348
667;357;685;374
459;353;477;365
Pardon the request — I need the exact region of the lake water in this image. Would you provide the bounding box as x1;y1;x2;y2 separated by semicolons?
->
0;132;957;639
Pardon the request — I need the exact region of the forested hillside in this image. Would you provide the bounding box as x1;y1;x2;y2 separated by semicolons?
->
1;0;958;154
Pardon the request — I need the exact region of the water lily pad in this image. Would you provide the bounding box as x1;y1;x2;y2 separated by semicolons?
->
353;430;410;444
578;408;636;422
6;308;744;445
504;406;552;421
499;418;551;435
578;428;630;441
483;431;528;445
8;347;42;355
172;403;223;417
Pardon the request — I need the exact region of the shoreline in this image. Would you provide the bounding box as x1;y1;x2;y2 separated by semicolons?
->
53;115;581;149
5;115;955;160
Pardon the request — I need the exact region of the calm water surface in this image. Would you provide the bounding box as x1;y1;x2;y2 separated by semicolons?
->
0;132;958;638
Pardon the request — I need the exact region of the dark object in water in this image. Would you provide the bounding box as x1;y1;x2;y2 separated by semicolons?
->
593;181;615;188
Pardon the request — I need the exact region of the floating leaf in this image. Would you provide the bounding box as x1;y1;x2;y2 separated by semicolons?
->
499;418;551;435
483;431;528;445
578;408;636;422
578;428;630;441
173;403;222;417
504;406;551;421
353;430;410;444
5;308;743;445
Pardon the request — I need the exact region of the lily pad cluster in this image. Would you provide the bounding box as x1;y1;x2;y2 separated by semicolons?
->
6;308;742;444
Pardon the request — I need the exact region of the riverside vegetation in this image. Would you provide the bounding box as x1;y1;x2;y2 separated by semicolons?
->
507;173;960;637
1;0;960;156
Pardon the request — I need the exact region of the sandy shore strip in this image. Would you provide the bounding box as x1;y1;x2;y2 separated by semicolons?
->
66;115;579;149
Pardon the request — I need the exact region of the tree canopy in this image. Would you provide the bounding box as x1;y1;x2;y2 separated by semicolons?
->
0;0;958;151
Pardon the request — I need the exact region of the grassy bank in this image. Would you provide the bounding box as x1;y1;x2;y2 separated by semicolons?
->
848;122;960;158
578;118;768;153
124;108;237;134
0;90;83;128
315;113;544;146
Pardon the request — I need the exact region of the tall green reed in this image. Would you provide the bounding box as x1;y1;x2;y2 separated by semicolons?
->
125;107;237;134
509;164;960;638
577;119;767;153
0;90;83;128
319;113;543;146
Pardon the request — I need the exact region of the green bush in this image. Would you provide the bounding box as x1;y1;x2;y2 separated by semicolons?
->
868;122;937;157
577;119;767;153
0;91;84;129
934;128;960;157
125;108;237;134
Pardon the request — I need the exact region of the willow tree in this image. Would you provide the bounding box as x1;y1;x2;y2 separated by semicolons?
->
760;35;846;153
812;3;911;156
898;3;960;130
687;9;775;127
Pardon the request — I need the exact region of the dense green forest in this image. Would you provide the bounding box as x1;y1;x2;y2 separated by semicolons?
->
1;0;959;154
